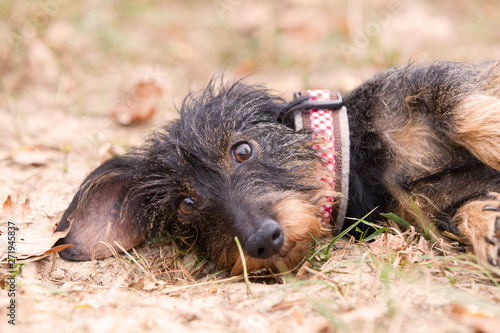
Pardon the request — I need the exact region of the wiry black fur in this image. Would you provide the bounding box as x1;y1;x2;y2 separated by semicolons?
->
57;61;500;270
345;61;500;234
56;80;326;270
132;82;323;252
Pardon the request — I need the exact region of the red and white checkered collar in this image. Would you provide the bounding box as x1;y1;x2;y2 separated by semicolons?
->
294;90;350;234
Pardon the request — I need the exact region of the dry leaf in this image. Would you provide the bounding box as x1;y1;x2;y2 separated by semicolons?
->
450;304;494;318
0;196;71;263
293;304;304;326
128;278;145;291
45;244;74;254
9;145;62;166
271;300;300;311
450;304;500;333
111;80;163;125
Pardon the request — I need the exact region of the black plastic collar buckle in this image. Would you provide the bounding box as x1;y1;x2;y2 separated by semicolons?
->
293;91;343;110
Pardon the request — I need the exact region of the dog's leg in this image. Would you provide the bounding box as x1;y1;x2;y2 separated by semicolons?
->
447;67;500;265
454;192;500;266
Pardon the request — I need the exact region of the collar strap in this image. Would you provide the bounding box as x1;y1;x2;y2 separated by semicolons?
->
293;90;350;235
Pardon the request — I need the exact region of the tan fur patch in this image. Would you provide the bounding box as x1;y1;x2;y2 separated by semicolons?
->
451;94;500;171
484;62;500;95
377;115;448;180
454;192;500;264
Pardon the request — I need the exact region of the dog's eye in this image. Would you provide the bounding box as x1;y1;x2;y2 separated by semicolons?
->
178;197;197;216
231;141;253;163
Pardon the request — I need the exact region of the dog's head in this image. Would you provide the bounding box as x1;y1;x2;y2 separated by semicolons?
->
57;79;333;274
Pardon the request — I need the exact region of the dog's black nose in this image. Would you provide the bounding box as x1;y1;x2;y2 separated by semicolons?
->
245;219;284;259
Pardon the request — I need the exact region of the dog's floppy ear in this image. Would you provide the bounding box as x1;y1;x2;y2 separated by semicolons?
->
55;154;147;261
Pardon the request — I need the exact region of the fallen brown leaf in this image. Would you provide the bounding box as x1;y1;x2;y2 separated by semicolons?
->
128;278;145;291
450;303;494;318
111;80;163;126
271;300;301;311
293;304;304;326
450;303;500;333
0;196;71;263
9;145;62;166
44;243;74;254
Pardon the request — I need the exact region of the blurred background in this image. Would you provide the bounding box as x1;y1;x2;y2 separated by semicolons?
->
1;0;500;211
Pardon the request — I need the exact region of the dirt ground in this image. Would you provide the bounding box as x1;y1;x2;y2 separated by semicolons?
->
1;1;500;332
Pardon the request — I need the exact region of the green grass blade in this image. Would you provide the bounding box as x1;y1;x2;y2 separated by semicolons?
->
234;236;253;297
320;207;379;258
380;212;411;228
361;227;389;242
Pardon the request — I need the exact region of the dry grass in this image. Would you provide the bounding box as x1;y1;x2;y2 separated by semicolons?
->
5;230;500;332
1;0;500;332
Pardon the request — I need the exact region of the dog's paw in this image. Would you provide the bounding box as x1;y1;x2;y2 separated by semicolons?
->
455;192;500;266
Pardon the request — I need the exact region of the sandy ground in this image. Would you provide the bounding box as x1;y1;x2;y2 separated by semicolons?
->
1;1;500;332
2;238;500;333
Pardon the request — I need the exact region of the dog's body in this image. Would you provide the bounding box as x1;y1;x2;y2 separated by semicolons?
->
56;61;500;273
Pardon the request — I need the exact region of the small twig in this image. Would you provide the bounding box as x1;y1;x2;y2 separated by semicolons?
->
442;230;465;243
90;241;131;283
114;242;149;274
50;252;57;272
